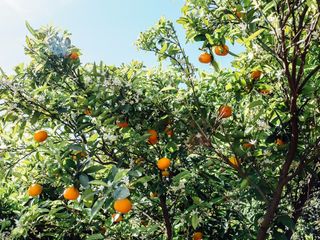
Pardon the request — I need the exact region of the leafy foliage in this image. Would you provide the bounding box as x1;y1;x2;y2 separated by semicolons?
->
0;0;320;239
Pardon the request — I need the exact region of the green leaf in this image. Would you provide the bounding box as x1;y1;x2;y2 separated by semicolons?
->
113;169;130;183
160;86;176;92
249;100;263;108
113;185;130;199
176;17;189;25
132;176;153;185
211;59;220;72
83;165;105;174
25;21;37;36
90;196;107;222
87;133;99;143
89;180;110;187
246;29;264;42
159;42;168;54
86;233;105;240
225;82;232;91
69;144;83;151
79;174;90;188
205;33;214;45
191;214;200;229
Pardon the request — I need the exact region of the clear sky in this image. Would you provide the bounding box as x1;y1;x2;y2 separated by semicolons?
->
0;0;243;73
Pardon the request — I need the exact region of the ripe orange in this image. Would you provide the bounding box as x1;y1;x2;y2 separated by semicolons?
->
243;143;254;149
112;213;123;223
148;129;158;138
229;156;240;168
28;183;43;197
157;157;171;170
218;105;232;118
70;52;79;60
148;137;158;145
148;129;158;145
198;52;212;64
164;127;174;137
251;70;262;80
34;130;48;142
193;232;203;240
114;198;132;214
276;138;285;146
63;186;80;200
84;108;92;116
116;121;129;128
162;170;170;177
214;45;229;56
260;89;270;95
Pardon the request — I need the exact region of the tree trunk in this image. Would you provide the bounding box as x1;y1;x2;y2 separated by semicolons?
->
160;194;173;240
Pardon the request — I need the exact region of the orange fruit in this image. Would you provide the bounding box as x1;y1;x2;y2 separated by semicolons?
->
148;137;158;145
276;138;285;146
148;129;158;145
28;183;43;197
111;213;123;223
148;129;158;138
116;121;129;128
70;52;79;60
84;108;92;116
193;232;203;240
198;52;212;64
218;105;232;118
114;198;132;214
164;127;174;137
243;143;254;149
229;156;240;168
63;186;80;200
162;170;170;177
214;45;229;56
157;157;171;170
260;89;270;95
34;130;48;142
251;70;262;80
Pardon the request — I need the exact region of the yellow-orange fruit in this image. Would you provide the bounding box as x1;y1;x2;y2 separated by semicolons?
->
251;70;262;80
111;213;123;223
193;232;203;240
28;183;43;197
214;45;229;56
198;52;212;63
63;186;80;200
162;170;170;177
34;130;48;142
218;105;232;118
114;198;132;214
229;156;240;168
157;157;171;170
70;52;79;60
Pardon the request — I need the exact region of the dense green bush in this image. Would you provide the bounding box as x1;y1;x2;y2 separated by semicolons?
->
0;0;319;239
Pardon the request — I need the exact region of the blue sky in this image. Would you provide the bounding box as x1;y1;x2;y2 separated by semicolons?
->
0;0;242;73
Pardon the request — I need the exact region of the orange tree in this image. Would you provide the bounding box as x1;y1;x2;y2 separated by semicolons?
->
0;0;319;240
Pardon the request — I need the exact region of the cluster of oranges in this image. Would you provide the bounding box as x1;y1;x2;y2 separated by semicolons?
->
31;129;133;223
31;131;81;200
198;45;229;64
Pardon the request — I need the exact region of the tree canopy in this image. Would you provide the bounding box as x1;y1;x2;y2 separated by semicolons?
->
0;0;319;239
